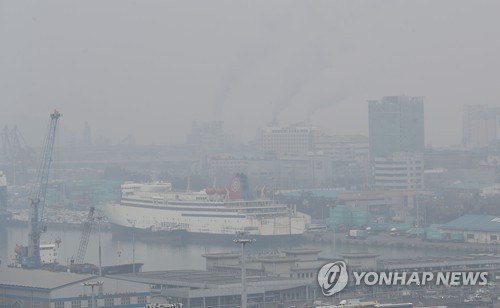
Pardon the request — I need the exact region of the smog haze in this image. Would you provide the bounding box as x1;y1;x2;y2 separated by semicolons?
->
1;0;499;147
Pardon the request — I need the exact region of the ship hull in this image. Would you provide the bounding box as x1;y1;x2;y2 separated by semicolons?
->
100;178;311;242
109;222;305;244
110;222;187;242
101;201;310;240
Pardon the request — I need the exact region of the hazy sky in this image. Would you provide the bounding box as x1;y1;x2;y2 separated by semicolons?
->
1;1;499;147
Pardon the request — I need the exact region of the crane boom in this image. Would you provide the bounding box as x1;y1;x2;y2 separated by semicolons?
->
27;110;61;268
74;206;95;264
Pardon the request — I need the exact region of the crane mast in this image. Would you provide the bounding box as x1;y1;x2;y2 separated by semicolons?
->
73;206;95;265
26;110;61;268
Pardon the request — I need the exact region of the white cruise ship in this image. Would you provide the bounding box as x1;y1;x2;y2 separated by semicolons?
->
100;175;311;240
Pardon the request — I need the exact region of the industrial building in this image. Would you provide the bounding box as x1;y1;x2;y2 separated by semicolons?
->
338;189;417;212
323;189;418;228
105;249;333;307
109;270;316;308
203;248;325;279
440;214;500;244
0;267;150;308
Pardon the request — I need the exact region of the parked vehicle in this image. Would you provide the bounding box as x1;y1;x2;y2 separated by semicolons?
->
348;229;367;239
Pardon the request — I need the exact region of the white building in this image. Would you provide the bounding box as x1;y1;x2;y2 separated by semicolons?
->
373;152;424;190
257;125;318;155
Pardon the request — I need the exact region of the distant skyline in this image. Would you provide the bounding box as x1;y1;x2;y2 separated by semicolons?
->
1;1;499;147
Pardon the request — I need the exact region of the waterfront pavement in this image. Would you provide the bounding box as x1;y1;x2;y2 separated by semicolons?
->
304;231;500;254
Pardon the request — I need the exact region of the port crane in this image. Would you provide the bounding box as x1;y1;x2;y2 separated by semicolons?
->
72;206;95;265
23;110;61;268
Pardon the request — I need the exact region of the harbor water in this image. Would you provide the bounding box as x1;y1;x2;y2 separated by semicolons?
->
0;225;465;271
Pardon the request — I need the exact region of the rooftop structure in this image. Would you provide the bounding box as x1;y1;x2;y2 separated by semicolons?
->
203;249;326;280
340;252;380;270
110;270;313;308
435;215;500;244
442;215;500;233
0;267;150;308
0;267;92;290
281;248;322;262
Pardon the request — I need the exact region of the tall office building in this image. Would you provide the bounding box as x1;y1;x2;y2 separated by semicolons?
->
462;105;500;148
368;96;425;161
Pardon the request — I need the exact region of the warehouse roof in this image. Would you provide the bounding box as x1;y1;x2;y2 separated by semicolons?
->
111;270;310;298
442;215;500;233
111;270;304;289
0;267;95;290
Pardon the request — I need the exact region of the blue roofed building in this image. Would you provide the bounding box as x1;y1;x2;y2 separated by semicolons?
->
441;214;500;244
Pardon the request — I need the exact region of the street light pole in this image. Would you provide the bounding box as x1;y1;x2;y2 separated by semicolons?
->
96;217;103;276
127;219;137;274
83;281;104;308
233;231;255;308
416;192;420;228
132;224;136;273
117;248;121;265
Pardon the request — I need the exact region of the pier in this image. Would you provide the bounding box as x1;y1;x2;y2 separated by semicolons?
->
303;231;500;254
